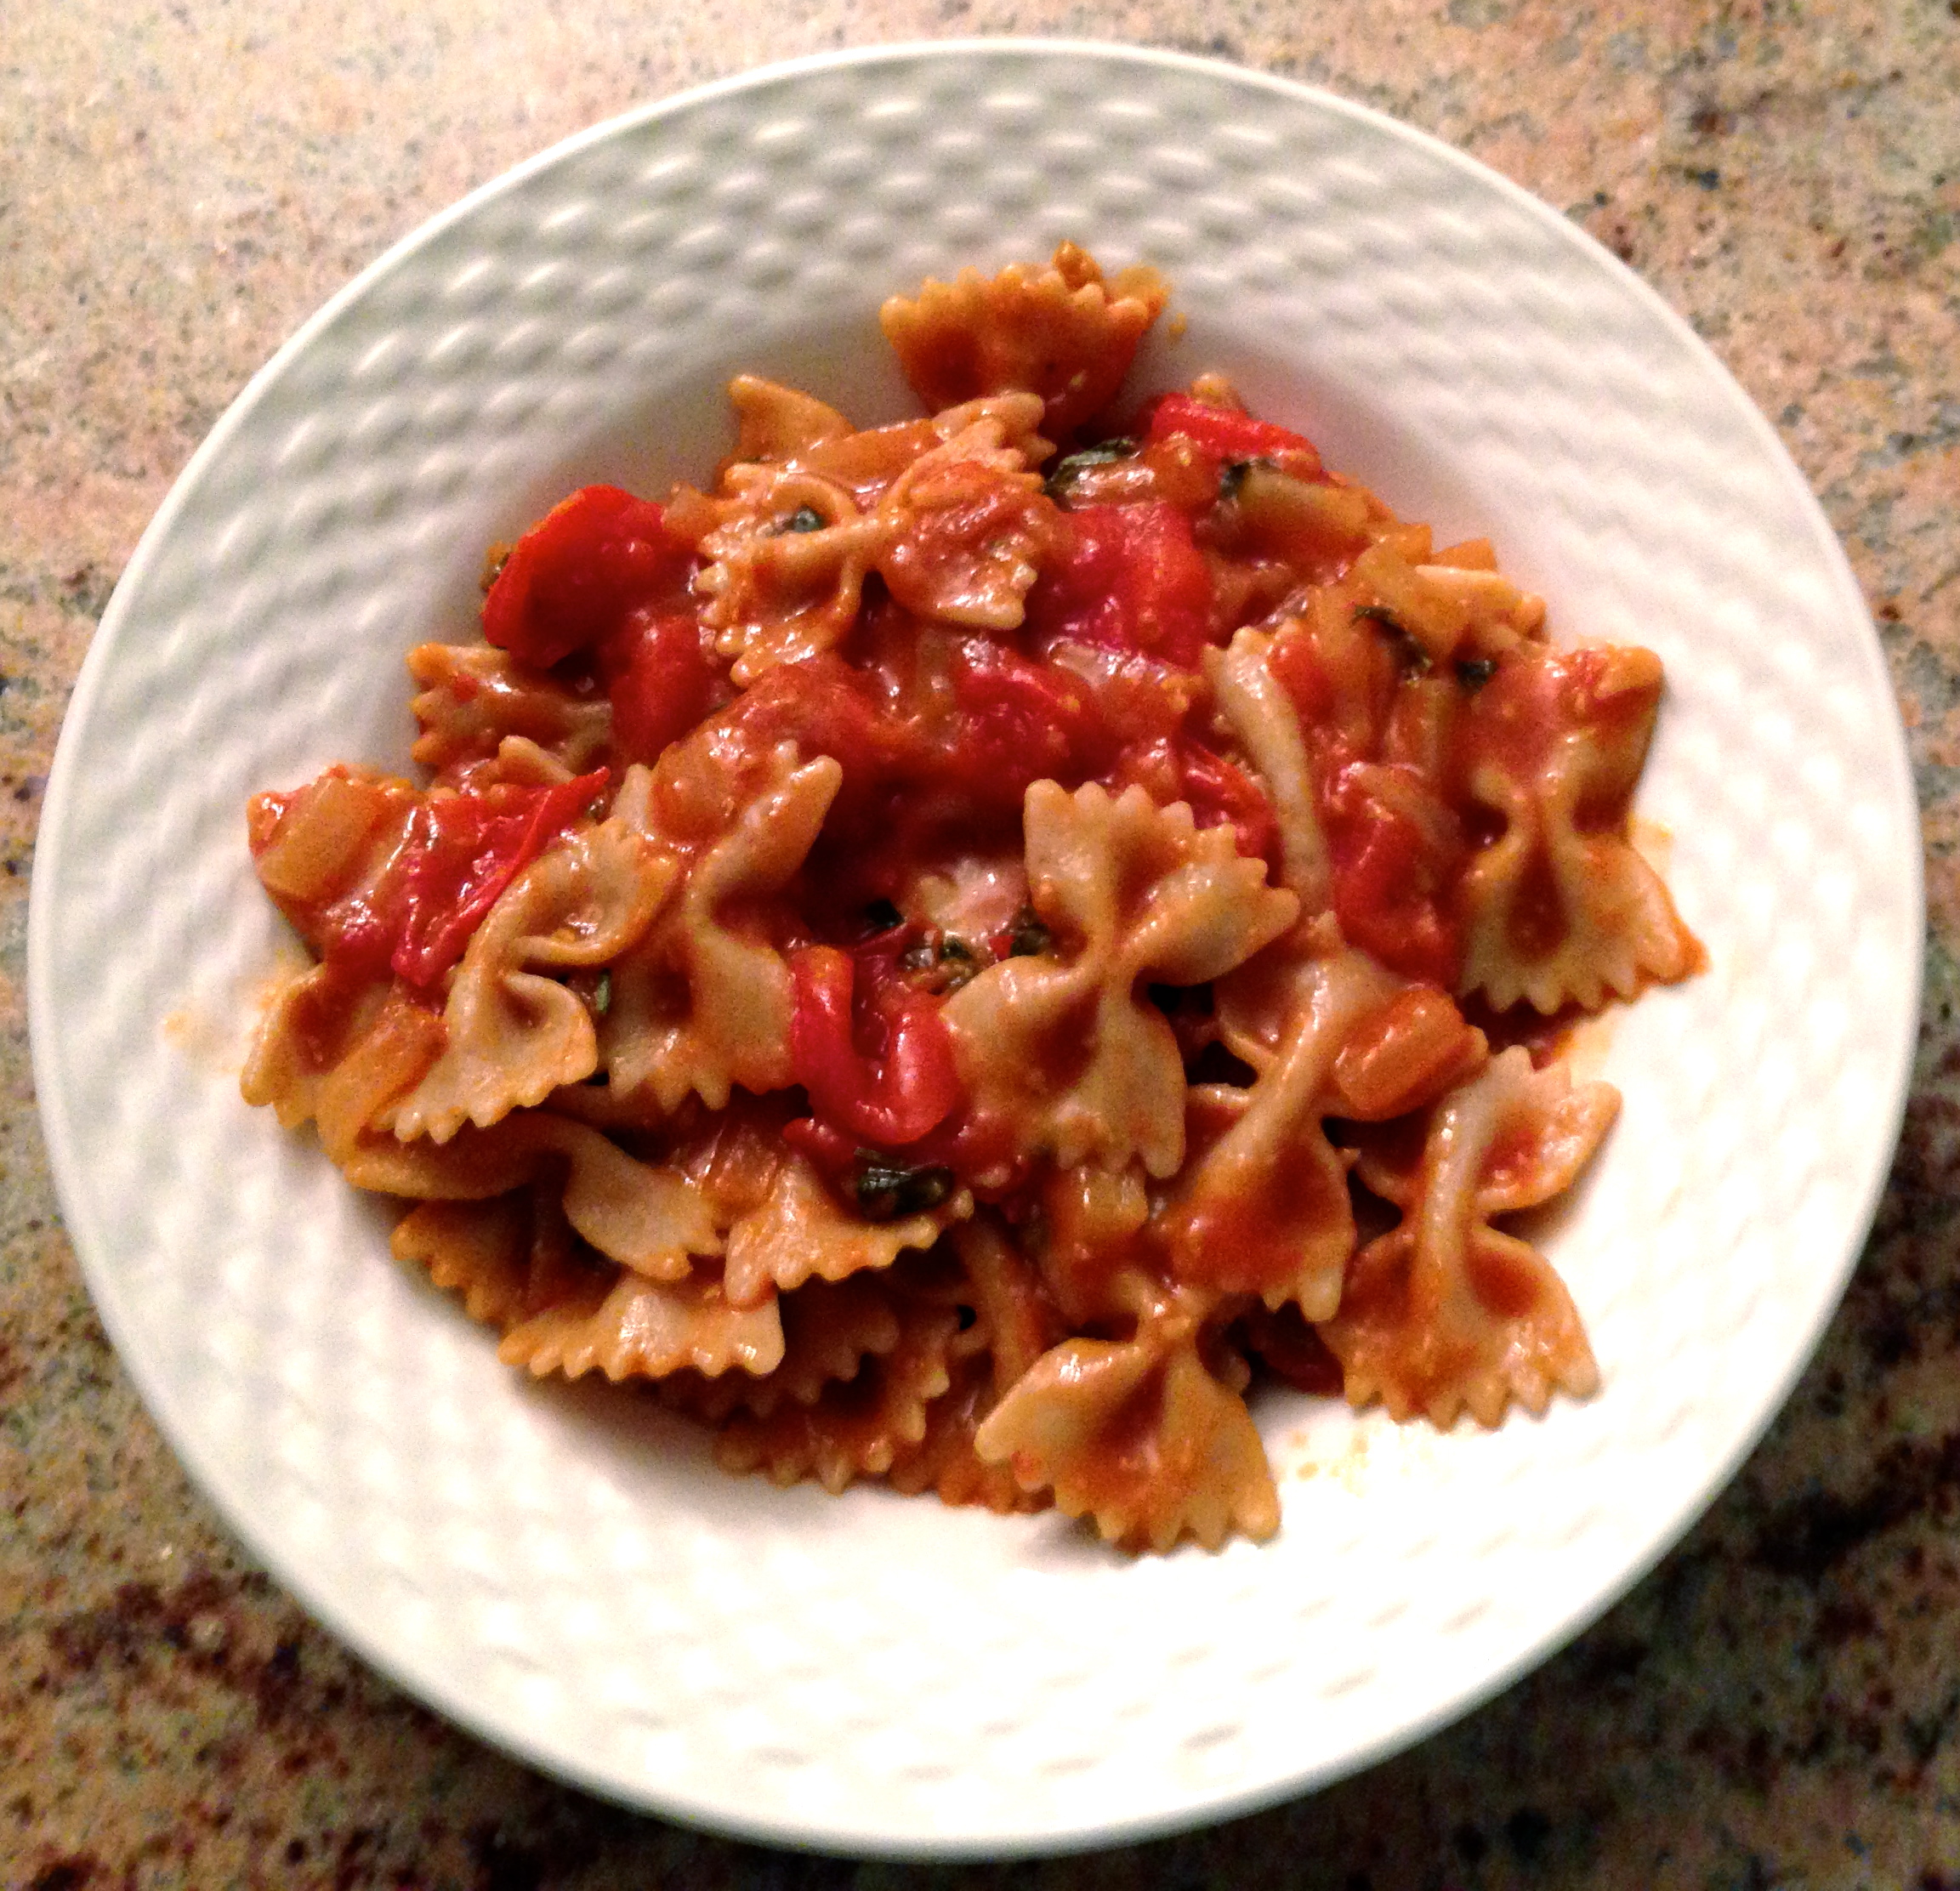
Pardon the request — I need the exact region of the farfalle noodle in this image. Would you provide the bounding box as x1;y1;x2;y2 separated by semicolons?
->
500;1272;787;1384
601;745;841;1111
1157;937;1404;1320
1321;1048;1616;1426
242;244;1697;1555
880;241;1168;435
662;1273;905;1423
1454;644;1696;1013
384;815;673;1142
715;1277;960;1493
721;1151;972;1309
974;1283;1280;1553
683;393;1052;682
408;642;614;785
942;781;1297;1178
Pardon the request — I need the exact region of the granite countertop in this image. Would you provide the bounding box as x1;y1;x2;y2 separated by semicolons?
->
5;3;1957;1885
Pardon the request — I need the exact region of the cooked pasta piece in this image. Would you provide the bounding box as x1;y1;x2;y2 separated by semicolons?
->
1455;644;1697;1014
944;781;1297;1178
721;1152;972;1309
1206;628;1331;908
880;241;1168;435
886;1354;1048;1514
974;1283;1279;1553
602;744;841;1110
500;1268;787;1383
1156;938;1404;1320
313;990;450;1166
383;815;673;1142
724;372;855;464
1320;1048;1616;1427
873;405;1055;629
241;959;396;1132
345;1112;721;1281
392;1182;628;1328
686;392;1053;681
662;1272;905;1423
884;1218;1065;1513
392;1194;536;1329
409;642;614;785
715;1286;961;1493
690;468;884;681
1034;1161;1154;1329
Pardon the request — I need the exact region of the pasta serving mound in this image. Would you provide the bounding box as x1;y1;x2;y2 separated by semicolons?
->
243;245;1698;1553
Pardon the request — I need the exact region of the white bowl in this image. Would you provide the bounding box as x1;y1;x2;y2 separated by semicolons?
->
27;40;1920;1858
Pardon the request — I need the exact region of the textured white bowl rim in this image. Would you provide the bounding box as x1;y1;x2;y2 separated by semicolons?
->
28;37;1922;1859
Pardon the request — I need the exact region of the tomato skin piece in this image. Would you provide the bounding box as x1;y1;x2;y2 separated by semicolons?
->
1179;743;1281;872
1142;392;1317;465
944;643;1098;804
783;1099;1027;1202
787;944;963;1149
483;486;690;669
382;770;609;987
313;900;397;986
1236;1301;1345;1397
1265;622;1338;727
599;606;717;764
781;1114;861;1181
1322;761;1464;989
716;654;906;787
1023;503;1215;669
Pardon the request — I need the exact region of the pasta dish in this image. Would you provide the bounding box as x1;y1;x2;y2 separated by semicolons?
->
241;246;1697;1552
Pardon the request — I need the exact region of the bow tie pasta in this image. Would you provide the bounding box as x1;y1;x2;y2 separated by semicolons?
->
243;245;1698;1554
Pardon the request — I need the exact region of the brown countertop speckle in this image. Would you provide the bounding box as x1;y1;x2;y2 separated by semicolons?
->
5;3;1958;1884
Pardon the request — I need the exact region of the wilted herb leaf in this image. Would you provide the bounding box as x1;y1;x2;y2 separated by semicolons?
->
1007;907;1054;957
1042;438;1138;502
855;1160;955;1221
1354;604;1431;676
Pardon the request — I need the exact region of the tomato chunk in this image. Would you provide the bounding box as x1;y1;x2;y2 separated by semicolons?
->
483;485;691;668
788;943;963;1148
599;606;718;764
1323;761;1464;988
943;642;1098;804
1179;742;1280;872
1022;503;1215;668
1143;391;1317;466
387;771;609;987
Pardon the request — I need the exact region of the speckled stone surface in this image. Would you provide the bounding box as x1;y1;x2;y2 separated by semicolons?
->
3;3;1957;1886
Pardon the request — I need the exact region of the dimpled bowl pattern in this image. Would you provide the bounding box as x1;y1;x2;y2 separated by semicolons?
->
27;41;1921;1858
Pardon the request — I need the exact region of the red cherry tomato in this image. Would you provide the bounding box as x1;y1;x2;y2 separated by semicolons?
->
1179;743;1280;872
1022;503;1215;669
483;485;690;668
599;606;718;764
943;643;1097;804
1322;761;1464;988
380;771;608;987
1142;391;1318;466
788;944;963;1149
